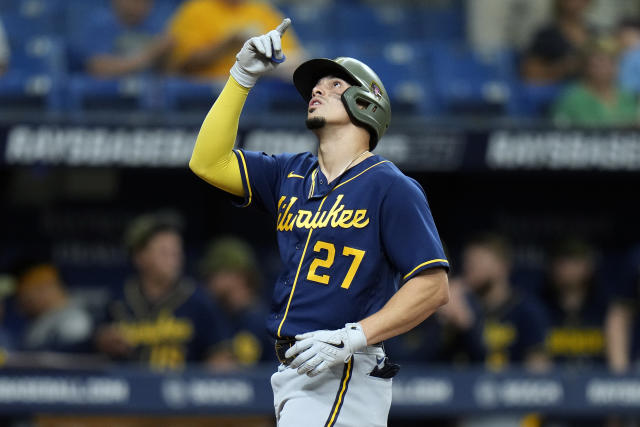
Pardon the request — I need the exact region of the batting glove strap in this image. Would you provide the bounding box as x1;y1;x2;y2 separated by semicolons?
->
284;323;368;377
229;18;290;88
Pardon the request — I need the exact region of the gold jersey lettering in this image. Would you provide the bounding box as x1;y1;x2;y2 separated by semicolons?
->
119;311;194;346
277;196;298;231
352;210;370;228
275;194;371;231
337;210;354;228
276;194;369;231
295;210;313;229
546;327;604;356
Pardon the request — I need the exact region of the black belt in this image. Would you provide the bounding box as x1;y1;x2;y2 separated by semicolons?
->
275;337;296;366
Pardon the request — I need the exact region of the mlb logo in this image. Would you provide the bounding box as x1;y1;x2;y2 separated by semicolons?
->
370;82;383;100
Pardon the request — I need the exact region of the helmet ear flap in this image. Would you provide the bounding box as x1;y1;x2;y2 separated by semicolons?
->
341;86;383;150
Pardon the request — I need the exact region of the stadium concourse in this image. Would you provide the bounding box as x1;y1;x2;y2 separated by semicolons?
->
2;0;640;426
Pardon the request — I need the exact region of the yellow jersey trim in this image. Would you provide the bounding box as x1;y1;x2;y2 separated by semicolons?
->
277;196;329;337
333;160;390;191
403;259;449;280
236;149;252;207
287;172;305;179
325;358;353;427
308;168;318;199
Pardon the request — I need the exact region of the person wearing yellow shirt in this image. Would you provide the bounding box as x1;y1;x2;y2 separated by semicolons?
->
166;0;304;80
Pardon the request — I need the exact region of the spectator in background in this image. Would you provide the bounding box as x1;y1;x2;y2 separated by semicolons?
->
552;37;638;127
78;0;173;78
0;276;15;357
462;233;550;371
386;277;486;365
0;17;9;76
586;0;640;33
95;212;234;371
606;247;640;373
166;0;305;81
617;18;640;94
200;237;276;366
467;0;553;54
521;0;593;83
13;261;92;353
541;239;607;367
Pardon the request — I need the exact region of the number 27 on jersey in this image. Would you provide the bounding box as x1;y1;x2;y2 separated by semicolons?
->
306;240;365;289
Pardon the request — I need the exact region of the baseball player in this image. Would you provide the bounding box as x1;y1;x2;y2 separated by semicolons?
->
189;18;450;427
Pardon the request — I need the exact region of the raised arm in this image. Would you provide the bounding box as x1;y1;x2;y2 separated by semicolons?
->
188;76;249;197
188;18;292;196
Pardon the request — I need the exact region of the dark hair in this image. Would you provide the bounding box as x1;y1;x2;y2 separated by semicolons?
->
124;211;184;255
549;237;594;261
465;232;512;264
199;236;261;292
618;18;640;32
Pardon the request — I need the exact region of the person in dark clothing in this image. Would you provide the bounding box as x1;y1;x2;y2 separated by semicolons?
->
200;236;276;366
522;0;594;83
462;233;551;371
542;239;607;367
386;277;485;365
95;212;234;370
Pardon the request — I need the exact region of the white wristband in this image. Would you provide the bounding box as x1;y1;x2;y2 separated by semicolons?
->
230;62;257;89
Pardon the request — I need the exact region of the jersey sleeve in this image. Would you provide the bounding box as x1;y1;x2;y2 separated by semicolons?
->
381;175;449;282
233;149;295;215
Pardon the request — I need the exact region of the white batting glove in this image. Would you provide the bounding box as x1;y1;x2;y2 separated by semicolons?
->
230;18;291;88
284;323;368;377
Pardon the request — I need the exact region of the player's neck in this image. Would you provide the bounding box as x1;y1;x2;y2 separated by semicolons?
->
316;126;371;183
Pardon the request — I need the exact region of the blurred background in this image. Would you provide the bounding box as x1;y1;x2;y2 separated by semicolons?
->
2;0;640;426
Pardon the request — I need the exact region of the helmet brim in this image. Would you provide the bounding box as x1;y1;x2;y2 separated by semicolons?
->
293;58;361;102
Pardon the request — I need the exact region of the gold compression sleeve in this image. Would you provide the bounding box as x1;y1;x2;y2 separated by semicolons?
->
188;77;249;197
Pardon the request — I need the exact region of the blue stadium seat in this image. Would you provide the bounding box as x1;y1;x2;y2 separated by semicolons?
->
0;35;66;109
415;4;465;42
508;82;567;117
335;3;414;41
0;71;63;109
0;0;62;38
429;43;516;115
162;77;224;112
63;0;174;73
162;77;281;114
340;41;436;115
278;2;334;43
66;74;154;111
259;79;305;112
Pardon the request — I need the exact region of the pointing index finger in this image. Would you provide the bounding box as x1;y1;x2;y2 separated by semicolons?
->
275;18;291;35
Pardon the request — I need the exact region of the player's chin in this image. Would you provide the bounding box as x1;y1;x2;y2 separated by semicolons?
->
305;116;326;130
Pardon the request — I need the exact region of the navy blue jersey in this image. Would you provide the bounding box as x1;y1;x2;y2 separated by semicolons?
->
542;284;607;366
233;150;448;338
224;303;278;366
104;278;229;370
483;291;549;369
